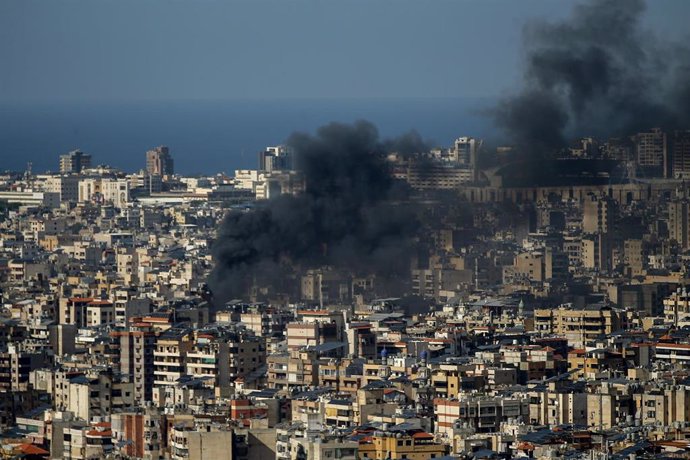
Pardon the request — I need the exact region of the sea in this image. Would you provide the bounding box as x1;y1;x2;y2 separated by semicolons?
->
0;97;494;175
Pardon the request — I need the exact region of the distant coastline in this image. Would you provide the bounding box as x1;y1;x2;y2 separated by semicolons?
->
0;97;494;175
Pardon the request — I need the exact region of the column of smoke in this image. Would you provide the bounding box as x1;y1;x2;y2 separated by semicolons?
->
208;120;425;304
494;0;690;154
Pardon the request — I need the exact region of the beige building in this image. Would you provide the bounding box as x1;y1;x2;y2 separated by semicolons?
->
44;175;80;202
583;194;616;234
534;306;622;347
435;395;528;436
318;357;362;394
0;344;46;392
86;300;115;326
663;289;690;325
112;323;158;404
170;424;232;460
153;328;193;387
581;233;612;271
301;271;352;305
146;146;174;176
62;422;115;459
78;178;130;208
585;382;634;430
268;349;319;390
407;163;472;190
513;252;544;283
48;369;134;422
286;310;344;352
527;383;588;426
59;149;91;174
358;429;446;460
623;239;645;276
634;385;690;427
276;421;358;460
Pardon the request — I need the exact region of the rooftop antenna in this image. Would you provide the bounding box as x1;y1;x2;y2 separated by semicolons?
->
24;162;35;192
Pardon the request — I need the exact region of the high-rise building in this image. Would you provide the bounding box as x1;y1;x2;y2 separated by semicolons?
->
582;195;616;272
668;199;690;250
672;130;690;178
634;128;668;177
112;323;157;405
451;137;481;165
145;146;174;176
582;194;616;234
152;327;192;388
59;150;91;174
452;136;482;182
258;145;293;172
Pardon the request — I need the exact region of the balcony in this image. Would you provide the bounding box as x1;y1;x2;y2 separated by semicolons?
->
186;353;215;360
153;360;182;367
154;350;183;358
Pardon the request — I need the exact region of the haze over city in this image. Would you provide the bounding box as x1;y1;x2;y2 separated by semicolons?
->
1;0;688;173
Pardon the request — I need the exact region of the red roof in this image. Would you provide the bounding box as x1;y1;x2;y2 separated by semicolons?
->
412;432;434;439
142;316;170;323
383;388;402;395
18;443;50;455
517;442;535;451
297;310;332;316
88;300;113;306
656;343;690;349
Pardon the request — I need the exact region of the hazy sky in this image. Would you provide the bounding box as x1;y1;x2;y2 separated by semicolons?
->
2;0;689;103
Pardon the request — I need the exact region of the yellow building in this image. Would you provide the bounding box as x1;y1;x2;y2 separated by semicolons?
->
567;348;623;380
429;364;463;398
358;430;447;460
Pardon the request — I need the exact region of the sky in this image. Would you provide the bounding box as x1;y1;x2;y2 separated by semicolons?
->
2;0;689;104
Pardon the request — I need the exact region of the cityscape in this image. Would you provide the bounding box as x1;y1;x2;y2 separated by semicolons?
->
3;0;690;460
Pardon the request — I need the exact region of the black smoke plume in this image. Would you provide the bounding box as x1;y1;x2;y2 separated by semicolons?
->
494;0;690;154
383;129;431;157
209;121;419;304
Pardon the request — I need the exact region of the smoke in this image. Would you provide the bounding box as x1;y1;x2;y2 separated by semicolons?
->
383;129;431;157
494;0;690;154
209;120;419;304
